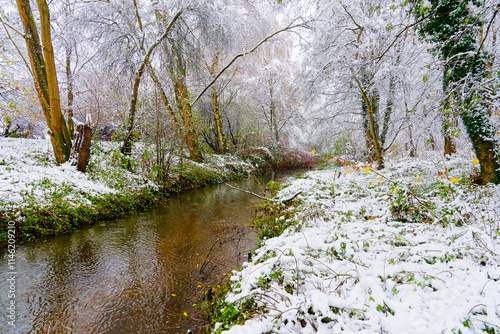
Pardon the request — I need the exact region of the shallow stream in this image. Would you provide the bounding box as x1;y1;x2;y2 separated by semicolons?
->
1;172;295;334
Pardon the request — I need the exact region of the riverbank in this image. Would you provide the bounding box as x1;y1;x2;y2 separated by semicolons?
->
207;151;500;333
0;137;292;247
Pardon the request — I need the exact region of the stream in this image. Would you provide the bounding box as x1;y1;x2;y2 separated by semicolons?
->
1;171;295;334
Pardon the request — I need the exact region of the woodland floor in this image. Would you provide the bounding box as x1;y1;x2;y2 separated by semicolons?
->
210;151;500;334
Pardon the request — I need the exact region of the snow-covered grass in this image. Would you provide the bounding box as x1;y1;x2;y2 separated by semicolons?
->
210;152;500;334
0;137;117;209
0;137;264;210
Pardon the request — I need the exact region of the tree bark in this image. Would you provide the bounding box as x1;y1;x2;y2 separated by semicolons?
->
172;37;203;162
17;0;72;164
66;46;74;139
211;53;227;154
121;63;145;155
462;106;500;184
213;91;226;153
71;123;92;173
380;77;394;149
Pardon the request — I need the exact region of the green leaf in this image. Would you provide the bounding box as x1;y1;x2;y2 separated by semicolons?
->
423;76;428;83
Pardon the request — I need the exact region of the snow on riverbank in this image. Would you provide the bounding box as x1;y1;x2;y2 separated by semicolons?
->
0;137;116;207
0;137;262;211
214;153;500;333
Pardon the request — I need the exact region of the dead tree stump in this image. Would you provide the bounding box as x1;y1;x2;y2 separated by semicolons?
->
71;123;92;172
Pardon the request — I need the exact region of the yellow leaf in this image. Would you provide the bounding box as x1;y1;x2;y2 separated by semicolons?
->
311;150;315;155
183;312;188;317
450;177;459;183
472;159;479;165
394;187;398;193
379;177;383;181
171;294;176;297
369;182;372;185
197;285;202;288
347;169;350;173
417;177;421;182
364;167;370;173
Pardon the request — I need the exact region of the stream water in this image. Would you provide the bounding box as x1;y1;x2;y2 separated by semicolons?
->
1;171;295;334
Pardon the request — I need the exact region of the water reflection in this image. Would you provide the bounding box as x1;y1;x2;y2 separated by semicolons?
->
0;172;294;333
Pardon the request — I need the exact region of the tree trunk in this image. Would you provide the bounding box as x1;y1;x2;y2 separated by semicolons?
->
71;122;92;173
355;77;383;169
213;91;226;153
408;124;416;158
443;98;457;156
66;46;74;139
16;0;72;164
179;86;203;162
462;106;500;184
380;77;394;149
365;128;373;163
211;53;227;154
172;39;203;162
443;131;456;156
121;63;145;154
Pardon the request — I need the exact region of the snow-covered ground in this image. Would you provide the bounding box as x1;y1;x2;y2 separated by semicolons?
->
0;137;117;208
214;152;500;333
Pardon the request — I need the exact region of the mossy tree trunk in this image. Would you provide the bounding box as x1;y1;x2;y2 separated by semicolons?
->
462;104;500;184
356;77;384;169
16;0;72;164
212;90;226;153
66;46;74;140
413;0;500;184
211;53;227;154
172;38;203;162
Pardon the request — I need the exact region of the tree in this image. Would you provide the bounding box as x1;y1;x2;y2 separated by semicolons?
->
302;0;429;169
15;0;72;163
413;0;500;184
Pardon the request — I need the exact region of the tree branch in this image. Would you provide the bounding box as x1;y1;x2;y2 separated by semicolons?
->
376;14;431;63
191;20;305;107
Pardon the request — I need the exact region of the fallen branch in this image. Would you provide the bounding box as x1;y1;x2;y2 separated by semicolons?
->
224;182;267;200
282;191;303;205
